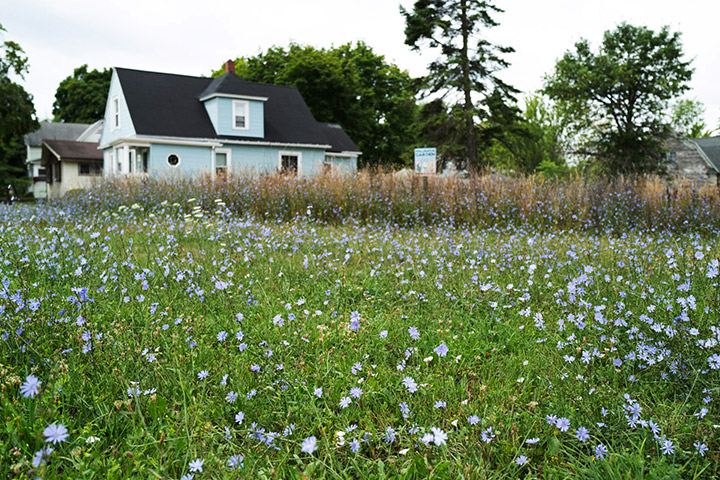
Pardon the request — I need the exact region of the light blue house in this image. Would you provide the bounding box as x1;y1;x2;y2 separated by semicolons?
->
98;62;360;179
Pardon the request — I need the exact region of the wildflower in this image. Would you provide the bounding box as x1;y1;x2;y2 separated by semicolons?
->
408;326;420;340
350;387;363;399
217;331;227;342
197;370;209;380
526;438;540;444
694;442;708;456
661;439;675;455
576;426;590;442
431;427;447;446
434;343;449;357
188;458;205;472
301;436;318;454
468;415;480;425
340;397;352;408
379;330;388;338
402;376;418;393
350;438;360;453
235;411;245;424
515;455;528;465
32;446;53;467
227;454;244;469
481;427;495;443
384;426;396;443
44;423;69;444
313;387;323;398
594;443;607;460
434;400;447;409
555;417;570;432
226;391;237;403
20;374;41;399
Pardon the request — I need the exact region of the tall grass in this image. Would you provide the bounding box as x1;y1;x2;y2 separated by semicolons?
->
55;172;720;234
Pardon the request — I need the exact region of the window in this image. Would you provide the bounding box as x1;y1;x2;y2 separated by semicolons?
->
665;150;677;168
167;154;180;167
215;150;229;176
280;154;299;175
233;100;249;130
78;163;103;176
113;97;120;130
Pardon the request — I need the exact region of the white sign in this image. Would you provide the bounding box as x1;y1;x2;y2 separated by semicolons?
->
414;148;436;175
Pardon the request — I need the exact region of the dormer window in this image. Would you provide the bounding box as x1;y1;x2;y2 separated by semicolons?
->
233;100;249;130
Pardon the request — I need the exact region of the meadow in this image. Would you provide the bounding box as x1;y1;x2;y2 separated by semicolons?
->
1;173;719;479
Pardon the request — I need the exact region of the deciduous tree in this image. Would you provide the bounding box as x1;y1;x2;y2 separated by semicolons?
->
543;23;693;174
220;43;417;169
0;23;38;193
53;64;112;123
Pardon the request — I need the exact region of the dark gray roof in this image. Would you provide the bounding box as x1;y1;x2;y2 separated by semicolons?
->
24;122;93;147
320;123;361;153
693;137;720;171
115;68;359;152
43;140;102;161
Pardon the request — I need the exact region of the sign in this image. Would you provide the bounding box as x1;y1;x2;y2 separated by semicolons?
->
414;148;436;175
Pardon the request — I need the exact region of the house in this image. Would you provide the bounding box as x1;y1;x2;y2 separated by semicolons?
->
98;62;360;180
24;121;103;198
664;135;720;185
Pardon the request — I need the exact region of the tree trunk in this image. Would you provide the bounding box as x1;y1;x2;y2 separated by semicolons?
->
460;0;477;171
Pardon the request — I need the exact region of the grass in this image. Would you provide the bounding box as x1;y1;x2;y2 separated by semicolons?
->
1;174;719;478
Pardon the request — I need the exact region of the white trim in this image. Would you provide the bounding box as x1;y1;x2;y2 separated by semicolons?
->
325;151;361;158
100;135;330;150
279;150;302;175
42;141;62;161
166;153;181;168
232;100;250;131
199;93;268;102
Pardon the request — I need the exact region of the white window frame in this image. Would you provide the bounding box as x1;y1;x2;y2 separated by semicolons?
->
278;151;301;176
232;100;249;131
214;148;232;177
112;96;120;130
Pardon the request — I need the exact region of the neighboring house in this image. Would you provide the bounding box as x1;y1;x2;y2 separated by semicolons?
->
42;139;104;198
24;121;102;198
664;135;720;185
98;62;360;180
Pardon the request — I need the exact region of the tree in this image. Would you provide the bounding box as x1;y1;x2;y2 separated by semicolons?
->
401;0;518;171
53;64;112;123
543;23;693;174
669;99;715;138
486;95;568;174
0;23;38;193
219;43;418;169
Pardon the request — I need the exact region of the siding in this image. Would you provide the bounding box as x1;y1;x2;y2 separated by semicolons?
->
220;144;325;176
98;69;136;148
149;144;213;176
665;136;718;185
325;155;357;176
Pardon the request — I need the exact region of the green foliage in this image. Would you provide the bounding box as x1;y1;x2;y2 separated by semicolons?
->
670;99;715;138
0;23;38;193
52;64;112;123
543;23;694;174
486;94;568;173
218;43;417;169
401;0;518;170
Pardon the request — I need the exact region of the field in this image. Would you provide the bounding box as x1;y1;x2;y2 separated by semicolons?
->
1;174;719;479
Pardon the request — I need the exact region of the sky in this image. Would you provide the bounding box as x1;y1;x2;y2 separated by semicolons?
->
4;0;719;129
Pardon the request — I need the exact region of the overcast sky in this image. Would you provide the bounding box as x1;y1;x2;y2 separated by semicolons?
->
4;0;719;129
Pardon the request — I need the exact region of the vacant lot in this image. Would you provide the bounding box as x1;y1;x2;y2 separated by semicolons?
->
1;178;718;478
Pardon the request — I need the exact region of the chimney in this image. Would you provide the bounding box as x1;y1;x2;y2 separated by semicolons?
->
224;60;235;75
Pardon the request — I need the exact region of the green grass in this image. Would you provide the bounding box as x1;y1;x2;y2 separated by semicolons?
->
0;193;719;479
